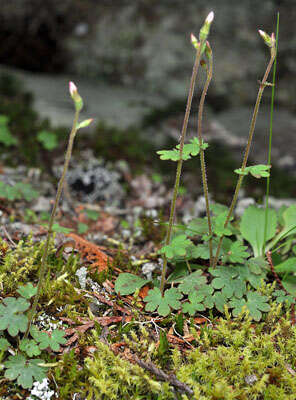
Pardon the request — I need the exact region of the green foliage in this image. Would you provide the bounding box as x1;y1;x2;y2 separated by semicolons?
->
0;181;39;202
37;130;58;150
115;273;149;296
16;283;38;299
0;297;30;336
19;338;41;357
176;270;207;295
159;235;193;259
84;209;100;221
0;283;66;390
51;223;73;234
144;287;182;317
85;334;174;400
30;326;67;351
4;354;46;389
157;138;208;161
221;239;249;263
235;164;271;178
273;290;295;305
229;292;270;321
0;115;18;146
240;205;277;256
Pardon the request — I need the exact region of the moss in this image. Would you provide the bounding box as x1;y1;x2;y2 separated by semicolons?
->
84;332;175;400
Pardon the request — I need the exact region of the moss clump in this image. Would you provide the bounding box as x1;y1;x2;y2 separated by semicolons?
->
84;332;175;400
176;306;296;400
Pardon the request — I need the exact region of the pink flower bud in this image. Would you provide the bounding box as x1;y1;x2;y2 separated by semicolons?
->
205;11;214;25
199;11;215;41
191;33;199;49
68;81;83;112
258;30;274;48
69;81;77;98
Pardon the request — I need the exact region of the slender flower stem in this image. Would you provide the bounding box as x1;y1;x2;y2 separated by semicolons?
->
212;48;276;269
25;110;80;337
197;44;213;266
263;13;279;256
160;41;204;295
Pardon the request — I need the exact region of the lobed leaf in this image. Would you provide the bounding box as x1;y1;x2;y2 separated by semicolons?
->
0;297;29;336
4;354;47;389
114;273;149;296
144;287;182;317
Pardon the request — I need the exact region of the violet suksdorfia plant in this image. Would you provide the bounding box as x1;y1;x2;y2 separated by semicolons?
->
25;82;93;337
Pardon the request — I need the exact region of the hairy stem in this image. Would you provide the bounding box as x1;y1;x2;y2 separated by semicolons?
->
197;46;213;266
263;13;279;256
160;42;204;295
25;110;79;337
212;50;276;269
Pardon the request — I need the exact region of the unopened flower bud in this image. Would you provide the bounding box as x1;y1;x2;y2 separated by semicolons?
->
199;11;214;41
69;81;83;112
191;33;199;49
258;30;273;48
77;118;93;130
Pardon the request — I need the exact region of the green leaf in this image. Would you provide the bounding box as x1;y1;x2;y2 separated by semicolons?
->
19;339;41;357
0;338;10;351
182;286;213;315
4;354;47;389
16;283;37;299
210;203;229;216
0;115;17;146
84;209;100;221
159;235;193;260
0;297;29;336
212;211;233;237
234;164;271;178
37;130;58;150
77;222;88;234
240;205;277;257
273;290;295;305
274;257;296;274
229;292;270;321
14;183;39;201
222;241;249;264
51;223;73;234
144;287;182;317
209;266;246;298
279;205;296;240
282;275;296;296
115;273;149;296
236;263;266;290
157;148;182;161
185;217;209;237
31;326;66;351
157;138;208;161
190;243;211;260
203;291;229;313
167;263;189;283
177;270;207;295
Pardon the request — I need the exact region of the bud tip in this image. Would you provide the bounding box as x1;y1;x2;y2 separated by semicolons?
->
206;11;214;24
190;33;197;43
69;81;77;96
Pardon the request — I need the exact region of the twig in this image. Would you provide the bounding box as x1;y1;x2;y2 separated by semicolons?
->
133;355;194;397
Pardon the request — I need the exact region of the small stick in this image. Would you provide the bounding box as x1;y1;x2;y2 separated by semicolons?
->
133;355;194;397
